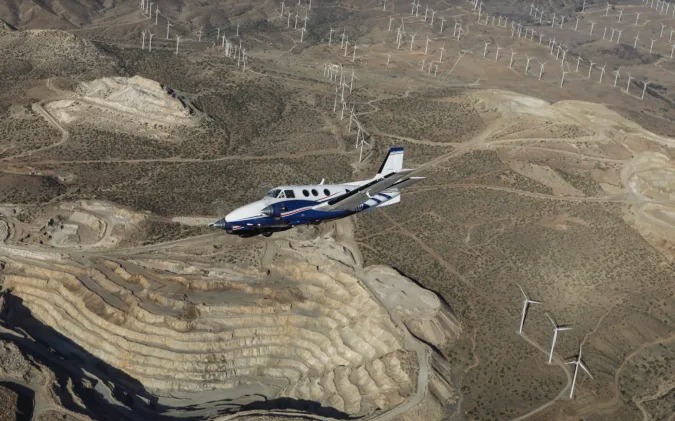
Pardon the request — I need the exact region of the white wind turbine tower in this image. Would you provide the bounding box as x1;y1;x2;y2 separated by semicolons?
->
613;66;621;87
518;284;541;334
598;63;607;83
641;80;651;99
329;27;334;44
537;61;546;80
616;29;623;44
352;44;357;62
287;12;292;28
155;7;159;25
650;38;657;53
439;43;445;62
410;33;417;50
483;40;490;58
545;313;571;364
589;21;596;36
440;17;446;33
280;0;285;17
495;43;502;61
625;72;633;93
587;60;595;78
671;43;675;58
198;26;203;42
425;36;430;55
634;32;640;48
560;66;570;88
141;30;146;50
148;32;154;52
166;18;172;40
509;48;516;68
635;12;641;26
300;26;306;42
566;343;593;399
175;35;182;55
524;54;534;74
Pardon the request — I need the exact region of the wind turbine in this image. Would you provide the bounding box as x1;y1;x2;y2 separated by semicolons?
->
166;18;172;40
671;43;675;58
509;48;516;68
598;63;606;83
495;44;502;62
175;35;182;55
440;17;446;33
425;36;430;55
613;66;621;87
148;32;154;52
641;80;651;99
483;40;490;58
560;66;570;88
661;23;667;38
650;38;657;53
616;29;623;44
566;343;593;399
280;0;285;17
625;72;633;93
524;54;534;74
155;7;159;25
634;32;640;48
589;21;596;36
141;30;146;50
439;43;445;62
410;33;417;50
587;60;595;78
635;12;641;26
537;61;546;80
575;56;581;72
518;284;541;334
618;8;623;22
545;313;572;364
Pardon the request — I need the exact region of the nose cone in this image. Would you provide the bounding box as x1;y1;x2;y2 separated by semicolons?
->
209;219;228;229
224;201;266;223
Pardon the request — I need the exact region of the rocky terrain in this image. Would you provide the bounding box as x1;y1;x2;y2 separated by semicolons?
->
0;202;460;420
46;76;199;138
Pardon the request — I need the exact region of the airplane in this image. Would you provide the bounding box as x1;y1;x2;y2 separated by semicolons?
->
210;146;424;237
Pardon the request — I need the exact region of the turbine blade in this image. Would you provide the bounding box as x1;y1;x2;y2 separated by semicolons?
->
558;327;573;331
545;312;556;327
518;283;527;299
580;361;593;378
565;360;576;365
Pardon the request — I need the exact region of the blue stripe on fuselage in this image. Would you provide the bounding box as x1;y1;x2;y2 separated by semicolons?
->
225;199;354;233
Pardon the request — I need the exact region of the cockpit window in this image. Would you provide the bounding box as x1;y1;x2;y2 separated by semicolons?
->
266;189;281;198
284;190;296;198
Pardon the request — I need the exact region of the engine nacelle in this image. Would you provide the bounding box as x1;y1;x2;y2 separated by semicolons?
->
261;203;287;218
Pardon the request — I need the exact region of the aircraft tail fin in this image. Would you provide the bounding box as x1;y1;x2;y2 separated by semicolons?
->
376;146;404;177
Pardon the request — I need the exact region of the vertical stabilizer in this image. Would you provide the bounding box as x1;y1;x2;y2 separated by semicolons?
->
376;146;404;176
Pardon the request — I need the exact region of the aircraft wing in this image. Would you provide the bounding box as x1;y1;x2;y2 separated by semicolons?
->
314;170;418;212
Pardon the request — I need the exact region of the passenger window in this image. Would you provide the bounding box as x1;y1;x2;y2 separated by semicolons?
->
284;190;295;198
302;189;309;197
323;189;330;196
311;189;318;196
